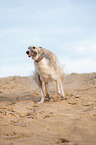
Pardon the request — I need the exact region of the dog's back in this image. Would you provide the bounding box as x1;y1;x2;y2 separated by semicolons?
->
42;48;59;71
34;48;63;83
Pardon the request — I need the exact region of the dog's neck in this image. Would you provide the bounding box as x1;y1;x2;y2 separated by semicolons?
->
35;55;44;63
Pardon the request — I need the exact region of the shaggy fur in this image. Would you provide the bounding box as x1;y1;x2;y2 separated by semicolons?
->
26;46;65;104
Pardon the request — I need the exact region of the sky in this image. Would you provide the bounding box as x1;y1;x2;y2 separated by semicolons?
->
0;0;96;78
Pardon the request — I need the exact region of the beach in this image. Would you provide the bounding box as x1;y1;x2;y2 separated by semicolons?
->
0;73;96;145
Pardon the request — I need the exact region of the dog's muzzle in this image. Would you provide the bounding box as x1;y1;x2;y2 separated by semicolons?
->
26;50;37;57
26;50;31;57
26;50;29;55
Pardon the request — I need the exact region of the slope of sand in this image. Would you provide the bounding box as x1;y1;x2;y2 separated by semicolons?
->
0;73;96;145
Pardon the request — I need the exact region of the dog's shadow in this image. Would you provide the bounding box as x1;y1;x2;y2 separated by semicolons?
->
0;90;40;103
0;81;65;104
0;90;65;104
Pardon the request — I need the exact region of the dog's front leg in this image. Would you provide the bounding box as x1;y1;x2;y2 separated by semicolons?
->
37;81;45;104
45;83;53;101
35;73;45;104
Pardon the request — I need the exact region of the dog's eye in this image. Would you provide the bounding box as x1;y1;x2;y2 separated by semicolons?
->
33;47;36;49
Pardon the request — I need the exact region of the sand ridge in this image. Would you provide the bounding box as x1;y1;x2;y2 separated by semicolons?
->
0;73;96;145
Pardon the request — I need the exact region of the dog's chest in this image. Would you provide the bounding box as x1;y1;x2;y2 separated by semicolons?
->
35;58;49;75
34;58;57;81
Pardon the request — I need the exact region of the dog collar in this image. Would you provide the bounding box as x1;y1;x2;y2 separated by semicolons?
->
35;55;44;63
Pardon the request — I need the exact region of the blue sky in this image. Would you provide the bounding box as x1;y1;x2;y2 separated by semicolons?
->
0;0;96;77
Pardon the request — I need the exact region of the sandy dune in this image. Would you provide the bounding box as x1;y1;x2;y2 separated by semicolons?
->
0;73;96;145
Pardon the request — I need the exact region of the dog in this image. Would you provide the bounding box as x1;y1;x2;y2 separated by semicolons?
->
26;45;65;104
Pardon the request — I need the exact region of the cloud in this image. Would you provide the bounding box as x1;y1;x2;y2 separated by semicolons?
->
0;0;96;77
0;29;19;37
64;58;96;74
0;60;34;78
74;38;96;56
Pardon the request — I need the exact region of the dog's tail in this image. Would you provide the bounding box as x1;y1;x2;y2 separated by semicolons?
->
59;64;66;82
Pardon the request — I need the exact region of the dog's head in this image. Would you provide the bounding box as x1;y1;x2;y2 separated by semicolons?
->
26;46;43;61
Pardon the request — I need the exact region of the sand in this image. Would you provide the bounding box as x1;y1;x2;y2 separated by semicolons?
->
0;73;96;145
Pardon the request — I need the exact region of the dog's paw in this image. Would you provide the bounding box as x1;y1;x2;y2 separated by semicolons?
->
49;98;53;102
58;93;65;97
37;101;44;104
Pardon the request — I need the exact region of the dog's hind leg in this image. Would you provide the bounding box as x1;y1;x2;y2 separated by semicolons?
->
59;79;65;97
56;79;65;97
56;80;61;94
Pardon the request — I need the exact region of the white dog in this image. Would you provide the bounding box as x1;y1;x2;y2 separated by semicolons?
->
26;46;65;104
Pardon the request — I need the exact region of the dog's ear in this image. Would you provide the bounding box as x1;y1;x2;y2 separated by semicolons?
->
38;47;44;54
